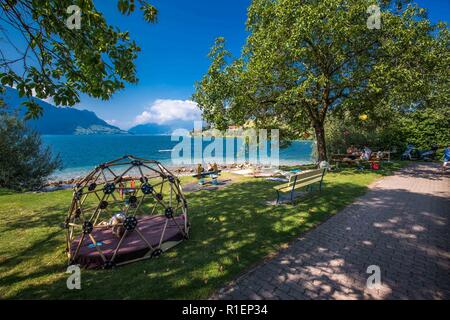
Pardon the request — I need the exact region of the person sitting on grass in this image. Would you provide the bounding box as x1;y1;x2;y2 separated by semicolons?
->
443;144;450;171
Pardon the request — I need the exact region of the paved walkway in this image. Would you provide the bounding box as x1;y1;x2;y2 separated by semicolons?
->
212;163;450;300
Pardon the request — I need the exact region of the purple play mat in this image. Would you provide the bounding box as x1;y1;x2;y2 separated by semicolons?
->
71;215;186;268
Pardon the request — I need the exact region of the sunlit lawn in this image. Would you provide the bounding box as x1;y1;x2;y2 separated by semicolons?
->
0;162;405;299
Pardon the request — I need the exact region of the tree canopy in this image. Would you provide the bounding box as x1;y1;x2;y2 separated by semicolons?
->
0;0;157;118
193;0;449;161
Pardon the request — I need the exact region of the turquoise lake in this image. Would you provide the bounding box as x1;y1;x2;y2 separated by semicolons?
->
42;135;314;180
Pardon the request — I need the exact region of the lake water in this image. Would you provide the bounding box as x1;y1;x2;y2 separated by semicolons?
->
42;135;314;180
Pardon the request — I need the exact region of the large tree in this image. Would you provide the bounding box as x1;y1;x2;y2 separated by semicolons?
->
0;0;157;118
193;0;448;161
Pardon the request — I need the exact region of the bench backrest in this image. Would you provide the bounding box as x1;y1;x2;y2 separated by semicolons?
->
275;168;326;193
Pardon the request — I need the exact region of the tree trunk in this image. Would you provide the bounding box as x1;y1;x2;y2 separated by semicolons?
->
313;122;327;162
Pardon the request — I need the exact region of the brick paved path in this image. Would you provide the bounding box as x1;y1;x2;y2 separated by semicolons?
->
212;163;450;300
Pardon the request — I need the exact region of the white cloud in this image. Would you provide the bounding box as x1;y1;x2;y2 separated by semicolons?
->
134;99;201;125
105;119;118;126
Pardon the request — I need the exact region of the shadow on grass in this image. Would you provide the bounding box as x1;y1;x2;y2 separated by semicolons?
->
1;205;67;233
0;188;16;196
331;161;408;177
1;172;377;299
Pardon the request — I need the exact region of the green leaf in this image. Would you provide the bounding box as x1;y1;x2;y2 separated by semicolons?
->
0;0;158;117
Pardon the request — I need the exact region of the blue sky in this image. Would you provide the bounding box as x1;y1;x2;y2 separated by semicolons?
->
78;0;252;129
14;1;450;129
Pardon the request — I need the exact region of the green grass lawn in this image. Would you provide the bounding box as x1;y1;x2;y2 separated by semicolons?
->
0;162;405;299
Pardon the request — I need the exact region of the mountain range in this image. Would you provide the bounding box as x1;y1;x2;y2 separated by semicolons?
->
128;123;173;135
128;120;196;135
1;86;127;135
0;87;189;135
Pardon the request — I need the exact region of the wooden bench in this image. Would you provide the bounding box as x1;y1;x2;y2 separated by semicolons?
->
273;168;326;204
331;152;391;170
374;151;392;162
331;150;393;168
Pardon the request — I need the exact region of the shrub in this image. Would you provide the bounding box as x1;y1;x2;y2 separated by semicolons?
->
0;112;62;191
399;108;450;150
325;117;405;155
325;108;449;157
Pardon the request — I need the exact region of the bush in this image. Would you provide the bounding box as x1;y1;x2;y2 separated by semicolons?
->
0;113;62;191
399;109;450;150
325;108;449;157
325;117;405;155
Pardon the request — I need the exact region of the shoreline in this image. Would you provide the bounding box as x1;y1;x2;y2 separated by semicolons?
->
43;161;314;192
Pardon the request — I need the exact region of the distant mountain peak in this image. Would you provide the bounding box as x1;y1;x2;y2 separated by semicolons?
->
128;123;172;135
1;86;128;135
128;120;196;135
